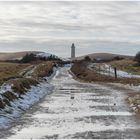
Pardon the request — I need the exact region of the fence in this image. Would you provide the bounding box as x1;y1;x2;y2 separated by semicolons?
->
90;63;118;79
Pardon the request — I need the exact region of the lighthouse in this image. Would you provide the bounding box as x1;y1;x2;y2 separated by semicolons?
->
71;43;75;59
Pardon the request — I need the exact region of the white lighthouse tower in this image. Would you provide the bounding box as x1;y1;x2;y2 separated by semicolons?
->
71;43;75;59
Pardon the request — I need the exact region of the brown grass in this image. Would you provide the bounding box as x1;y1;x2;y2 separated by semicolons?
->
1;91;18;107
32;61;54;79
9;78;38;94
71;61;114;82
0;99;5;109
0;51;41;61
2;91;17;101
8;62;54;94
0;62;30;85
71;61;140;85
108;59;140;75
0;61;55;109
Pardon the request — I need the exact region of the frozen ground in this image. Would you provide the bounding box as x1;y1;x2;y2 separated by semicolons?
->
89;63;140;78
0;82;54;130
0;68;56;130
0;67;140;139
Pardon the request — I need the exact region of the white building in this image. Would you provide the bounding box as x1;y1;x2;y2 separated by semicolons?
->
71;43;75;59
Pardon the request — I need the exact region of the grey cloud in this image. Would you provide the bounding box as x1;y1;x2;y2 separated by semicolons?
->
0;1;140;57
0;39;139;57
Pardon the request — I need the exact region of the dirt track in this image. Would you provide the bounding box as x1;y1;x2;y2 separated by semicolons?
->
1;67;140;139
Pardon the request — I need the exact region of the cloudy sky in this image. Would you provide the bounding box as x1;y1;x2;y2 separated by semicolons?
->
0;1;140;57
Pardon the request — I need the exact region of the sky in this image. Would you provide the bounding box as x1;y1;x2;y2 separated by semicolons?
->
0;1;140;57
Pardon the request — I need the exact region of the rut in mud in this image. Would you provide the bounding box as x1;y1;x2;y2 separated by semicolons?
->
1;67;140;139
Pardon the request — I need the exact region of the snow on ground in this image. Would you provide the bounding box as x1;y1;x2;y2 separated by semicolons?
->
0;68;57;129
5;67;140;139
19;65;35;77
36;52;58;59
24;66;36;78
0;82;54;129
89;63;140;79
0;83;13;94
110;82;140;92
61;57;71;61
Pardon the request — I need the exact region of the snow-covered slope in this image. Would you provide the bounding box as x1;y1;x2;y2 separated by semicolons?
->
0;68;57;129
36;52;58;59
0;82;53;129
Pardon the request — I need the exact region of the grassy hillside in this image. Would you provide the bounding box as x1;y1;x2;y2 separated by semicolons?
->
71;59;140;85
108;59;140;75
0;51;42;61
0;62;30;85
0;61;56;109
75;53;134;61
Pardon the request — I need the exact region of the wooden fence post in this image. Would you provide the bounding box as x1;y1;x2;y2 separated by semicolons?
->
109;66;111;76
114;67;117;79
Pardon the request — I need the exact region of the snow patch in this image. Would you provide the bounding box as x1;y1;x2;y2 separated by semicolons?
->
0;82;54;129
36;52;58;59
111;82;140;92
89;63;140;79
0;68;57;129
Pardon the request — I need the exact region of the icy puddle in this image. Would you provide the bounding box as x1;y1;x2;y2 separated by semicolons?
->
2;67;140;139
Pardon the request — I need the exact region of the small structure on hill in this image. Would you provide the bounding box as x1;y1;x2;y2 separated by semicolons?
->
71;43;75;59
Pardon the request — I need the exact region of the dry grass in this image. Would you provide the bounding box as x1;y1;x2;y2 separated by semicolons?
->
9;78;38;94
71;61;114;82
0;51;41;61
8;61;54;94
0;61;54;94
127;92;140;114
75;53;133;61
0;99;5;109
0;62;29;85
0;61;55;109
2;91;17;101
1;91;18;107
32;61;54;79
0;62;32;108
71;61;140;85
108;59;140;75
0;78;38;109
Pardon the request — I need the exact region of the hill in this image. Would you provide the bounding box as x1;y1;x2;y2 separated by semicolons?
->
0;51;58;61
0;51;42;61
75;53;134;61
